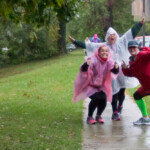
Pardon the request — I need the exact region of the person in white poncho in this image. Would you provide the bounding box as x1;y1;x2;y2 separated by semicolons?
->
69;17;144;121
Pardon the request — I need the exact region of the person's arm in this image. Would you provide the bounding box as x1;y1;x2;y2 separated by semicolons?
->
74;40;86;48
81;59;91;72
81;62;89;72
121;61;133;77
68;35;86;48
122;68;133;77
132;17;144;38
111;64;119;74
139;47;150;59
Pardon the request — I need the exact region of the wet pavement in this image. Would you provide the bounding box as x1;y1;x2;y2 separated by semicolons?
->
82;94;150;150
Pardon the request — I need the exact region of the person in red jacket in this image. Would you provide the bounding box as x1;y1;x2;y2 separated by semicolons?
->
121;40;150;125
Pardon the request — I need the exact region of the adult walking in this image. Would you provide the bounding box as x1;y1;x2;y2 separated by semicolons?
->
69;17;144;120
122;41;150;125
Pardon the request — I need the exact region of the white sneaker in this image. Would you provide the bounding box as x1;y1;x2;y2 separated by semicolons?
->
133;117;150;125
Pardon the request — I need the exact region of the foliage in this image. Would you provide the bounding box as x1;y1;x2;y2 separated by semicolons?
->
0;13;59;65
0;0;82;28
67;0;135;41
0;20;10;65
138;22;150;36
113;0;134;34
7;24;58;64
0;0;54;26
67;0;108;41
52;0;81;22
145;23;150;35
0;0;82;55
52;0;82;53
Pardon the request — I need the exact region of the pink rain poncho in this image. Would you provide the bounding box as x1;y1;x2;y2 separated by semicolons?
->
73;44;117;103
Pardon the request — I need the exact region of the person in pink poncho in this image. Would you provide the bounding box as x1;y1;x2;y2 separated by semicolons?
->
73;44;119;124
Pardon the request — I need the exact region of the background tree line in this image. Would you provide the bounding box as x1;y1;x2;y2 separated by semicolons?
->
0;14;59;65
0;0;150;66
67;0;150;41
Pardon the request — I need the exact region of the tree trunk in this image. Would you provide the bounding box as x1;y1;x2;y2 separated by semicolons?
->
57;19;67;53
108;6;113;27
108;0;114;27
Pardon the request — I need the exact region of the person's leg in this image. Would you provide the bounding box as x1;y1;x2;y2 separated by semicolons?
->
133;91;147;117
88;99;97;117
111;92;120;121
111;93;118;112
96;91;107;116
96;91;107;123
87;92;98;124
133;88;150;125
117;88;126;113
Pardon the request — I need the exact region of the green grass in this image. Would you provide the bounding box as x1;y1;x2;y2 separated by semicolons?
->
0;50;85;150
2;49;150;150
127;88;150;115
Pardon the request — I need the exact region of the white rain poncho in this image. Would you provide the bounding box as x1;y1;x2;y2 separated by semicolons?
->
85;27;139;94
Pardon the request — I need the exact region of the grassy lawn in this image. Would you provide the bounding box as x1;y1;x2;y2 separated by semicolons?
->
1;49;150;150
0;50;85;150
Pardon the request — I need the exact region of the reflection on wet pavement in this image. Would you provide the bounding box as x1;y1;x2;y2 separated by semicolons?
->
82;95;150;150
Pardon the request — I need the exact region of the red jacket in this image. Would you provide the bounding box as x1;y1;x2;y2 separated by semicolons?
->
122;47;150;91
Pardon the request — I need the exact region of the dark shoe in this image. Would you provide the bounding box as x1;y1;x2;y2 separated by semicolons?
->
112;111;120;121
87;117;96;124
117;105;123;114
95;115;104;124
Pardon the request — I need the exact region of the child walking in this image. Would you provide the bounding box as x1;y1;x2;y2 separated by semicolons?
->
73;44;119;124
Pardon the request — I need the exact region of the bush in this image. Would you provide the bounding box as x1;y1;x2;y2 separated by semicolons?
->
0;14;59;65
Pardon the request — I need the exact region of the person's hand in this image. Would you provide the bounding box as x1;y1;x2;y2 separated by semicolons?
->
121;61;128;69
87;58;92;66
68;35;75;43
141;13;145;25
114;62;119;69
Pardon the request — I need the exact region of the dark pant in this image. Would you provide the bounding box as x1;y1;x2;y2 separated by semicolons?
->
88;91;107;117
133;91;143;100
134;87;150;100
111;88;125;112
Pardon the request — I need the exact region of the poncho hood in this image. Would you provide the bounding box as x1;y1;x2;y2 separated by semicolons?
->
73;44;117;103
105;27;119;43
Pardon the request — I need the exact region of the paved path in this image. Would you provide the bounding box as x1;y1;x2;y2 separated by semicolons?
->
82;94;150;150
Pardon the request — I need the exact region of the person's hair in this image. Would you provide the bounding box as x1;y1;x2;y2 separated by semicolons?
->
98;45;107;52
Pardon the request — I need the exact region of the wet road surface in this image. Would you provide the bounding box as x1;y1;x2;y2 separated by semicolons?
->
82;95;150;150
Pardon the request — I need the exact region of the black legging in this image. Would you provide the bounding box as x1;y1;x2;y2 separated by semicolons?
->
111;88;125;112
88;91;107;117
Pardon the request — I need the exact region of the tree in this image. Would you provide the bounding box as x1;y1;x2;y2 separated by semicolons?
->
0;0;81;53
67;0;134;41
52;0;81;53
